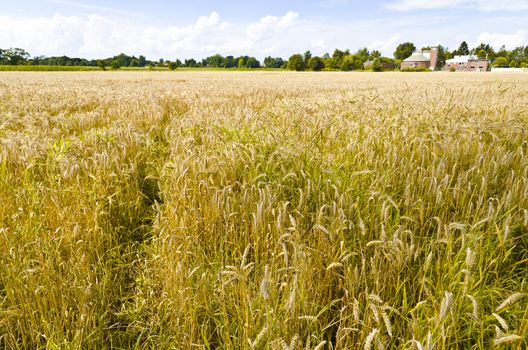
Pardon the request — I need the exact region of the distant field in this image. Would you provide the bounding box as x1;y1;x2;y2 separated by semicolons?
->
0;65;100;71
0;71;526;349
0;65;284;72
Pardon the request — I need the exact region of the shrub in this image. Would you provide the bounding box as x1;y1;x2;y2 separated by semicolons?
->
401;66;430;72
371;59;383;72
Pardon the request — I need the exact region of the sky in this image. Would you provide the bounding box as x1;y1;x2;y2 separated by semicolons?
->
1;0;527;60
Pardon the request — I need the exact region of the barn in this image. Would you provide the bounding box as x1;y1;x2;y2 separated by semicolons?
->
401;47;438;70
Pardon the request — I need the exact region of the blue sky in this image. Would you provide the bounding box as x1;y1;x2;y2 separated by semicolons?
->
1;0;527;60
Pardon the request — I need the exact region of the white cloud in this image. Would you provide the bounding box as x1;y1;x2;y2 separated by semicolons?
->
246;11;301;41
368;35;402;53
475;30;528;49
0;12;304;59
0;11;527;60
0;12;234;59
387;0;528;11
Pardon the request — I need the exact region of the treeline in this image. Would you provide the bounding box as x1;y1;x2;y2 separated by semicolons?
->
2;40;528;71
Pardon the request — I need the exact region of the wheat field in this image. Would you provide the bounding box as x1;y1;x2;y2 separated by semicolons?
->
0;71;527;349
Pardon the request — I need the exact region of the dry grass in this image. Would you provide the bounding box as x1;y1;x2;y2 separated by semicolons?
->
0;71;527;349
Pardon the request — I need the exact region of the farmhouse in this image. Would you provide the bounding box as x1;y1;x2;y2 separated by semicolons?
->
444;55;490;72
401;47;438;70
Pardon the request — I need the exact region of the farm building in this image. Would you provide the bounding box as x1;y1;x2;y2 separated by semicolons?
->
363;60;395;70
401;47;438;70
444;55;490;72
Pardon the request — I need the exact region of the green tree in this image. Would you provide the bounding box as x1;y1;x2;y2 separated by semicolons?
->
97;60;107;71
138;55;147;67
307;56;325;71
287;54;306;71
329;49;348;69
476;50;487;59
264;56;285;68
493;57;508;67
474;43;495;60
168;61;178;70
370;50;381;60
237;56;249;68
496;45;510;61
185;58;197;67
303;50;312;64
510;46;526;62
110;60;120;70
340;55;355;71
356;47;369;60
454;41;470;55
246;57;260;68
207;54;225;67
394;42;416;60
2;48;30;65
371;58;383;72
341;52;368;71
224;56;237;68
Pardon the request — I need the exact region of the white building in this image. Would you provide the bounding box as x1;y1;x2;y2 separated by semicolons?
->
445;55;490;72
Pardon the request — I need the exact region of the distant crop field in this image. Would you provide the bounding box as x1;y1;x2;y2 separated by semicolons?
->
0;71;526;349
0;65;99;72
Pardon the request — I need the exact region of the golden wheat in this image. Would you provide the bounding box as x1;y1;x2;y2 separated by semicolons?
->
0;71;527;349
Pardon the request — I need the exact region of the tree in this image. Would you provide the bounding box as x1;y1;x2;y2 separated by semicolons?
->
307;56;325;71
454;41;469;56
168;61;178;70
370;50;381;60
474;43;495;60
476;50;487;59
496;45;509;60
207;54;225;67
238;57;246;68
394;42;416;60
493;57;508;67
185;58;197;67
246;57;260;68
340;52;368;71
97;60;107;71
237;56;249;68
287;54;305;71
138;55;147;67
224;56;237;68
340;55;356;71
371;58;383;72
264;56;285;68
303;50;312;64
329;49;348;69
356;48;369;60
2;48;30;65
110;60;120;70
